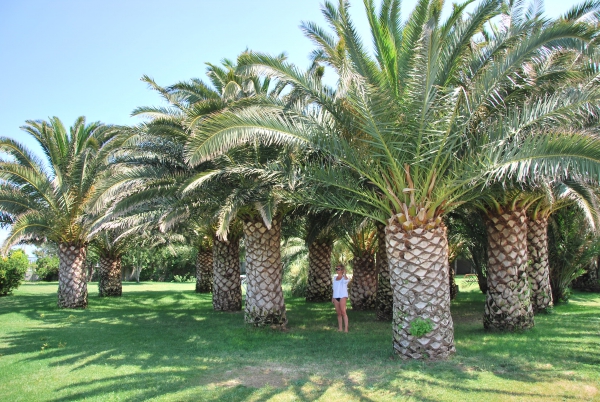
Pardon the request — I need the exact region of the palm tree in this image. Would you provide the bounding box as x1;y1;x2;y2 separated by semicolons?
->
477;191;535;330
182;146;301;326
212;225;243;311
301;210;340;302
0;117;123;308
184;0;600;358
194;232;214;293
89;231;128;297
527;180;599;312
341;218;378;310
98;55;287;310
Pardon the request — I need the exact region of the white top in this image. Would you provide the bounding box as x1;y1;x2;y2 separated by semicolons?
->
332;276;349;298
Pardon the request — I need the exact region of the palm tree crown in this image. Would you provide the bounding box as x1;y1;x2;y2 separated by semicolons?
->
0;116;122;249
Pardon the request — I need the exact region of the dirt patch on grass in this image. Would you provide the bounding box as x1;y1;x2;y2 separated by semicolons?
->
215;363;305;388
554;380;598;398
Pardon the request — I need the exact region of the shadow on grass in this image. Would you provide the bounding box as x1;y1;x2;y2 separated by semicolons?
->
0;283;598;401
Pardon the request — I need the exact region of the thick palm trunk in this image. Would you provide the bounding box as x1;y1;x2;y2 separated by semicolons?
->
386;221;455;360
349;253;377;310
376;223;393;321
57;243;88;308
527;217;553;312
484;208;534;330
244;217;286;326
212;236;242;311
195;249;213;293
306;241;333;302
98;256;122;297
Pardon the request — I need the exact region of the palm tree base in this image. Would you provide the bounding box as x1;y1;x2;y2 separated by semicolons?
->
195;250;213;293
57;243;88;309
98;256;122;297
212;237;242;311
244;307;287;327
484;208;534;330
386;222;455;360
527;217;553;313
306;242;333;302
349;255;377;310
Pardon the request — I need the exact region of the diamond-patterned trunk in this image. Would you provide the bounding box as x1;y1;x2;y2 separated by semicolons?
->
212;236;242;311
526;217;553;312
57;243;88;308
98;256;122;297
243;217;286;326
376;223;393;320
349;253;377;310
195;250;213;293
386;220;455;359
306;241;333;302
484;208;534;330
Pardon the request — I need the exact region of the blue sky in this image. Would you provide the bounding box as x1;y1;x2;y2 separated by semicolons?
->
0;0;581;252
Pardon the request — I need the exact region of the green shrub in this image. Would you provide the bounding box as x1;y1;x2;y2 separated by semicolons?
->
122;245;196;282
284;258;308;297
408;317;434;337
548;207;600;303
35;256;59;281
172;274;194;283
0;249;29;296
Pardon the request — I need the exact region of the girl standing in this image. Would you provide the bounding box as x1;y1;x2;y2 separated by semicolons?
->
332;264;349;332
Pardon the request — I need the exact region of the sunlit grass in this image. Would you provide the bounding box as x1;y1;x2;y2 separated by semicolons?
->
0;278;598;401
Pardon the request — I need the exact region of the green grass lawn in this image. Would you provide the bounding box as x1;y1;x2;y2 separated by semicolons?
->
0;278;599;401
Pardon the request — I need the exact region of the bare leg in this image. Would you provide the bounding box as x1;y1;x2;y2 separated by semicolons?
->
333;298;343;331
340;297;348;332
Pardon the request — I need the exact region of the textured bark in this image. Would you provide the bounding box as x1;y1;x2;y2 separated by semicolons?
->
306;241;333;302
195;250;213;293
244;217;287;326
484;208;534;330
349;253;378;310
386;221;455;360
98;256;122;297
212;236;242;311
376;223;393;321
449;265;458;301
527;217;553;312
57;243;88;308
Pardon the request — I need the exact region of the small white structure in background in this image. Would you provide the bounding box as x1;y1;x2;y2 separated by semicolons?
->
24;267;39;282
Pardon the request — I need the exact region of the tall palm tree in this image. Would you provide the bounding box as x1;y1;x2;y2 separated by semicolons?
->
97;55;286;310
182;146;301;326
527;180;599;312
185;0;600;358
341;218;378;310
0;117;123;308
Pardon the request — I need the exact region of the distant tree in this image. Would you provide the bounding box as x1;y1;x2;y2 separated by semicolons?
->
33;243;59;281
0;249;29;296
